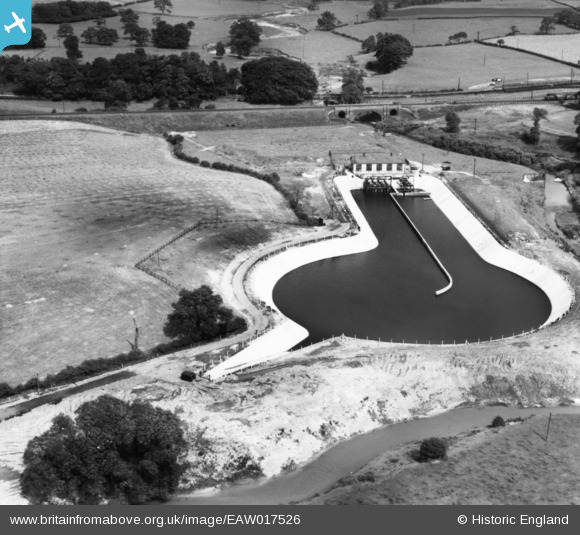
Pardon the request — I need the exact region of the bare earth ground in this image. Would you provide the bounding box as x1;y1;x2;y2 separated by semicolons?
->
304;414;580;505
0;120;296;385
1;121;580;504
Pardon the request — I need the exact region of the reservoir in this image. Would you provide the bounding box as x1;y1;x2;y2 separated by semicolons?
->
273;191;551;345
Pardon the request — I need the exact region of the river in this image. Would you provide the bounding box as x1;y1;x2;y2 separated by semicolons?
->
169;405;580;505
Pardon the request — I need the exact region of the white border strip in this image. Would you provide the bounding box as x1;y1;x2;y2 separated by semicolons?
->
415;173;574;325
208;172;574;380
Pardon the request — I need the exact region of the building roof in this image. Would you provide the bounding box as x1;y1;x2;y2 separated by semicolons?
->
351;152;406;165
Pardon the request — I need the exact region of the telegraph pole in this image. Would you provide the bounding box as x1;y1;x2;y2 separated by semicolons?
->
474;118;477;135
473;158;476;178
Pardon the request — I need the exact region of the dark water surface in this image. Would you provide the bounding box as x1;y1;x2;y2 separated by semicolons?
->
273;191;551;345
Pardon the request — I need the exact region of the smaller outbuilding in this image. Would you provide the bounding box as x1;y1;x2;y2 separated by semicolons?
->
180;370;197;382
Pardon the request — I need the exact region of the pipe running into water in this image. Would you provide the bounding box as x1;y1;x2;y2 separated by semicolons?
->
389;192;453;296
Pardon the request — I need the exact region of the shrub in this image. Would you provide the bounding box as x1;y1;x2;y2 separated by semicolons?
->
491;415;506;428
200;160;211;167
204;103;216;109
418;437;447;462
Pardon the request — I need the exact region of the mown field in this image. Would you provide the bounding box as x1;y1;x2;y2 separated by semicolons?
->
340;17;572;47
491;33;580;64
0;120;296;386
358;43;578;91
307;414;580;505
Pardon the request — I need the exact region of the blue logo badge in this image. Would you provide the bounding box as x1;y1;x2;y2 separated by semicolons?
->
1;0;31;54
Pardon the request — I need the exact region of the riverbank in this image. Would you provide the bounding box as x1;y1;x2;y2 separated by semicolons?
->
303;412;580;505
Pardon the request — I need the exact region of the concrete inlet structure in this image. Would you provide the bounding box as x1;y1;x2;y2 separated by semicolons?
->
207;172;574;380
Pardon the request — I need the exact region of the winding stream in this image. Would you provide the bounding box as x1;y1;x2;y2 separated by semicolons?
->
169;405;580;505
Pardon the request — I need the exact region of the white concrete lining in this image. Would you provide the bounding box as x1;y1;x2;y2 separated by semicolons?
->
414;173;574;326
208;172;574;380
207;174;376;380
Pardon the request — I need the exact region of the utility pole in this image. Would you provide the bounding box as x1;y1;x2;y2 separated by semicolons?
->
473;158;476;178
545;412;552;441
457;77;461;90
474;118;477;134
422;153;424;172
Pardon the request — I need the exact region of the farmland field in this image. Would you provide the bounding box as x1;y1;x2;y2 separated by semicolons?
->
0;121;296;386
340;18;572;47
488;33;580;64
358;43;579;92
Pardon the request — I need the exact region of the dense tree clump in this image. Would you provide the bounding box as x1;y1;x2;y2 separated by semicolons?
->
418;437;448;462
163;286;246;344
20;395;189;504
445;111;461;133
81;26;119;46
317;11;339;30
555;8;580;29
32;1;116;24
0;51;239;104
340;66;365;104
368;0;389;20
228;18;262;58
366;32;413;74
241;56;318;104
361;35;376;53
151;21;191;49
6;27;47;50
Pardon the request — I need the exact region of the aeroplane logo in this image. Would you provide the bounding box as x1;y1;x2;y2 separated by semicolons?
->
4;12;26;34
1;1;31;54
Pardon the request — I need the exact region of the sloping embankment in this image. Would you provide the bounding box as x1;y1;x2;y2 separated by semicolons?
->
47;108;330;134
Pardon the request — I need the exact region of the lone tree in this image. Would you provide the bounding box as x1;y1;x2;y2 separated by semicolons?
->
20;395;189;504
229;18;262;58
368;0;389;20
154;0;173;15
340;66;365;104
524;107;548;144
445;110;461;133
491;415;506;428
164;286;245;343
418;437;448;462
540;16;556;34
317;11;339;30
241;56;318;104
367;33;413;73
508;24;519;35
215;41;226;58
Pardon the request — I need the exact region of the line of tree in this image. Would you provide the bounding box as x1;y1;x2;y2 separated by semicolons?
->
31;1;116;24
151;21;192;49
21;395;189;504
240;56;318;105
0;50;240;106
448;31;467;44
365;32;413;74
554;9;580;30
81;26;119;46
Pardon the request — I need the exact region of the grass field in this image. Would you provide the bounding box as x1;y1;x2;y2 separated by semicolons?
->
491;33;580;64
307;414;580;504
0;120;296;386
358;43;579;92
340;18;572;47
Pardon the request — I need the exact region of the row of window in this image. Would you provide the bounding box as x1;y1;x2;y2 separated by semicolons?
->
354;163;405;172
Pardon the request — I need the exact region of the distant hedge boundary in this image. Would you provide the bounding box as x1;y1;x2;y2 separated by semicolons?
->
476;39;580;70
164;133;320;226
